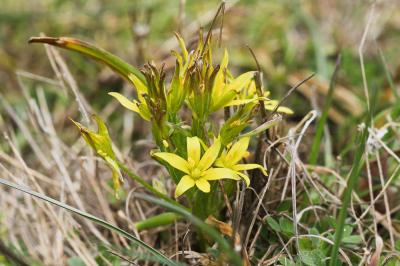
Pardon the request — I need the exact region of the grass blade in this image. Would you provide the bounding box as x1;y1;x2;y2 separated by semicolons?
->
0;178;177;266
328;124;369;266
134;193;243;266
28;36;146;85
309;55;341;165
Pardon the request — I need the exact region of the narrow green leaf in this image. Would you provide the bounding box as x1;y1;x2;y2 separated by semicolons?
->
28;37;146;85
135;212;181;231
0;178;177;266
329;125;369;266
265;216;281;232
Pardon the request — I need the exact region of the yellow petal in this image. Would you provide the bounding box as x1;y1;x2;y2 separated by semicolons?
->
70;118;96;150
264;103;294;115
174;32;188;61
128;73;148;95
70;116;121;196
226;137;250;165
276;106;294;115
220;49;229;69
212;49;229;99
187;137;201;165
175;175;195;197
214;150;227;167
109;92;140;112
197;139;221;171
92;114;109;137
226;71;255;92
105;156;123;197
233;163;268;176
202;168;239;181
225;98;257;107
153;152;190;174
235;171;251;186
211;90;237;111
195;178;210;193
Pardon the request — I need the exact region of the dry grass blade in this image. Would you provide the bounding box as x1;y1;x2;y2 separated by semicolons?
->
0;178;178;266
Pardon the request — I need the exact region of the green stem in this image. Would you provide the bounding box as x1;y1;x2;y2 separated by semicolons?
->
135;212;181;231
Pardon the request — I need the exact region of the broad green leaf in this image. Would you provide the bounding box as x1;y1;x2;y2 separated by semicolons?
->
265;216;281;232
299;250;324;266
342;235;362;245
279;217;294;235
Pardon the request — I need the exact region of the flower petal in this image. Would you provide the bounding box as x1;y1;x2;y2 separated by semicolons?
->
153;152;190;174
175;175;195;197
235;171;250;186
128;73;148;95
226;137;250;165
195;178;210;193
187;137;201;165
109;92;139;112
202;168;240;181
226;71;255;92
233;163;268;176
197;139;221;171
264;103;294;115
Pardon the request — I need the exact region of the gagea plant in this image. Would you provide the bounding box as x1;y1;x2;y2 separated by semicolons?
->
29;24;292;258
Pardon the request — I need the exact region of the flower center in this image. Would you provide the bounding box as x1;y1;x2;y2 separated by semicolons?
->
191;168;202;180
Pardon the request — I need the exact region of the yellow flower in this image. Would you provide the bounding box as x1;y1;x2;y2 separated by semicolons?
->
153;137;239;198
210;49;256;111
215;137;267;185
245;82;294;115
70;114;123;197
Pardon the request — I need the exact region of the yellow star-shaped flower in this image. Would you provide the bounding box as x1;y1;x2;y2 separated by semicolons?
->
215;137;267;185
153;137;239;198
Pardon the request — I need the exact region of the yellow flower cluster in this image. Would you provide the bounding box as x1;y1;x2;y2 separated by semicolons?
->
154;136;267;198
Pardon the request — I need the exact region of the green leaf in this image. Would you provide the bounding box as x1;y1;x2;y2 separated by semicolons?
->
265;216;281;232
342;235;362;245
67;257;86;266
279;217;294;235
0;178;177;266
278;256;298;266
329;113;369;266
28;37;146;86
135;212;180;231
299;250;325;266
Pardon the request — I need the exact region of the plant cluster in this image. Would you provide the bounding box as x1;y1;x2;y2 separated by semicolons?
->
36;31;292;222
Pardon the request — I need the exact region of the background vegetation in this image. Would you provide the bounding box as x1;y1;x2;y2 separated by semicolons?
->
1;0;400;265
